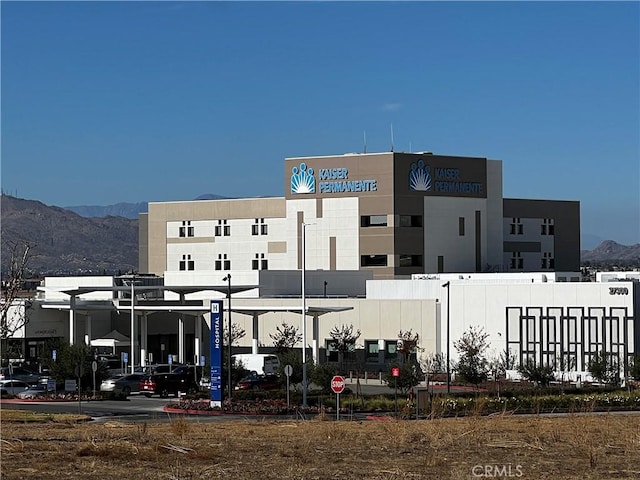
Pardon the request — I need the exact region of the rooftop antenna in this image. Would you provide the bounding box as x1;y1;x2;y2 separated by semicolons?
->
390;123;394;152
363;130;367;154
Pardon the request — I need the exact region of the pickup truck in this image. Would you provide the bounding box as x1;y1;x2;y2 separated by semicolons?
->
139;372;199;398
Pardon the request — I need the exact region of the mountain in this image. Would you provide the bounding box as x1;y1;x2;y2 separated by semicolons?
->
65;194;230;219
64;202;148;220
1;195;138;276
581;240;640;265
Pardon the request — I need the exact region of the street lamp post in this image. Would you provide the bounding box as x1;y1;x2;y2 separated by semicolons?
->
442;281;451;394
223;274;232;401
301;223;308;408
129;278;137;374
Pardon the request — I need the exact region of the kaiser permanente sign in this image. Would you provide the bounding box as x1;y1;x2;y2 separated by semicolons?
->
319;168;377;193
288;153;486;198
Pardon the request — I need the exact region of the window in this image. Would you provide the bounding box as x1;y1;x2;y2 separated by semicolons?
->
365;340;380;361
399;255;423;267
215;253;228;271
510;218;523;235
361;215;387;227
541;218;555;236
361;254;387;267
252;218;268;235
179;221;194;238
215;220;230;236
542;252;554;269
399;215;423;227
459;217;465;236
252;253;268;270
385;341;398;360
179;254;194;271
510;252;523;270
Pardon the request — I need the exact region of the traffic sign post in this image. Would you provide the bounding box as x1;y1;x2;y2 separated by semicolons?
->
331;375;345;420
92;360;98;399
392;367;400;418
284;364;293;408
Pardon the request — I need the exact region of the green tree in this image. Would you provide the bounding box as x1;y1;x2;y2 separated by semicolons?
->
277;350;315;388
588;351;621;386
41;343;109;391
517;358;555;387
269;322;301;355
383;362;421;394
453;326;490;388
310;362;338;393
329;324;360;370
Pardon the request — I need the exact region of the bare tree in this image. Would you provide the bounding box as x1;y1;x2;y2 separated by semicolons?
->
269;322;302;355
420;351;446;393
488;348;517;398
397;329;420;365
223;322;246;347
329;324;361;369
1;239;35;341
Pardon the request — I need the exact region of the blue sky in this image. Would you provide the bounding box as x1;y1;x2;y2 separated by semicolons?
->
1;1;638;246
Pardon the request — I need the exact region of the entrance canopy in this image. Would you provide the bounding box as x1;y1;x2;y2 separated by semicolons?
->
90;329;130;354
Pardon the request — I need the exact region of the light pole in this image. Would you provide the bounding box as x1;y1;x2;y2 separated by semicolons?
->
301;222;308;408
442;281;450;394
126;278;139;374
223;274;232;401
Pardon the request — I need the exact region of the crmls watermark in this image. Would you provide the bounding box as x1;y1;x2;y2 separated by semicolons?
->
472;464;524;478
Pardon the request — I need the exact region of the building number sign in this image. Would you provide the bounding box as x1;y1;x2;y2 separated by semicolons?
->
609;287;629;295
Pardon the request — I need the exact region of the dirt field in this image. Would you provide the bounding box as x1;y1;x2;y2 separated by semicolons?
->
1;411;639;479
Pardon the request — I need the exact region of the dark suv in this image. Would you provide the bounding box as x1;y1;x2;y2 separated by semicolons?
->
140;373;199;398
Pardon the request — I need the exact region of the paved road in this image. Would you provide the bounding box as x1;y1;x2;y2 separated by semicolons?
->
2;394;176;422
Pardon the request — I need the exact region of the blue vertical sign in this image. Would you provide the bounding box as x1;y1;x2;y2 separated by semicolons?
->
209;300;223;407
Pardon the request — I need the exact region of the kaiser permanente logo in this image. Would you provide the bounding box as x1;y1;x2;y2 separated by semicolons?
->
409;160;432;191
291;163;316;194
409;160;483;195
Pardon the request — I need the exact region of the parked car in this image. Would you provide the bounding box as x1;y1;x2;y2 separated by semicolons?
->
0;366;42;384
139;373;199;398
100;373;145;396
16;384;49;399
0;379;30;397
235;373;281;391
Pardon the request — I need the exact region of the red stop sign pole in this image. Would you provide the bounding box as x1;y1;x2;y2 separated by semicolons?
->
331;375;345;420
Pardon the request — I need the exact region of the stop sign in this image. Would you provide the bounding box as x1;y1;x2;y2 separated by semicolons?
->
331;375;345;394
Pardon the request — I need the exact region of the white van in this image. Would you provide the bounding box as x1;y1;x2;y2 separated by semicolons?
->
232;354;280;375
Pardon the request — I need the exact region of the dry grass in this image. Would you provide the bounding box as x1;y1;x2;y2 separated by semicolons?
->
1;411;639;479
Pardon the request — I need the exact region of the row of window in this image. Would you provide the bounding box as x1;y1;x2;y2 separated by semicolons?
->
325;339;399;362
509;218;555;236
508;252;555;270
360;215;423;228
178;253;269;271
178;219;269;238
360;255;423;268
